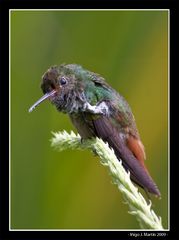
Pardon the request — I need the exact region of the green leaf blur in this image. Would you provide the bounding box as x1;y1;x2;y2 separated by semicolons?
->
11;10;168;229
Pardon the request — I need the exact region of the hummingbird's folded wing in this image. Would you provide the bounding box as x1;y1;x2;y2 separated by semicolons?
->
92;116;160;197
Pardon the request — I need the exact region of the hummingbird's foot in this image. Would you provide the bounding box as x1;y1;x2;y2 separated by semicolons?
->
82;101;109;116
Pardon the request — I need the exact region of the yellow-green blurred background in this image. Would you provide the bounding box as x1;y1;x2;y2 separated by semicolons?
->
11;10;168;229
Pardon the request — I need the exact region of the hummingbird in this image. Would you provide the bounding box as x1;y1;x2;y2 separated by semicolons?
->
29;64;161;197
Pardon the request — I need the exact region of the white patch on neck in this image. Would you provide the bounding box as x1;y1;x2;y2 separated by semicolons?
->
82;101;109;116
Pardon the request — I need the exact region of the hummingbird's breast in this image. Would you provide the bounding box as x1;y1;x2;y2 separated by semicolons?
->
69;113;96;139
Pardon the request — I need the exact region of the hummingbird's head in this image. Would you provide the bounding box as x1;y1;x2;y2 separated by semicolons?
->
29;64;87;113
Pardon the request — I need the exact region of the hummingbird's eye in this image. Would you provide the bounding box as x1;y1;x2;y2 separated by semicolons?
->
60;77;67;85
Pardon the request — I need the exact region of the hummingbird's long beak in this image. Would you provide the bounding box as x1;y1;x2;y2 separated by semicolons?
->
28;89;57;113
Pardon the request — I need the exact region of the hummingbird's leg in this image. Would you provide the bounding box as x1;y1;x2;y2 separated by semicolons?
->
83;101;109;116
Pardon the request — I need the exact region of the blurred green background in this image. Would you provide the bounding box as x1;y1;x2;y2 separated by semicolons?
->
11;10;168;229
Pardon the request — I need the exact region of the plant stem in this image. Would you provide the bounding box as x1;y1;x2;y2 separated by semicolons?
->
51;130;163;230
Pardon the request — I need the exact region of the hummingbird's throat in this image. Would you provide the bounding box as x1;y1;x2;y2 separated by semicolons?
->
29;89;57;113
